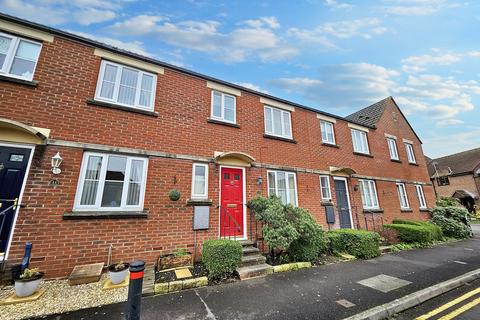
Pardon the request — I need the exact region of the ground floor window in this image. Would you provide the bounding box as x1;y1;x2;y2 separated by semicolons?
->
415;184;427;209
191;163;208;199
359;179;379;209
74;152;148;211
396;183;410;209
319;175;331;200
267;170;297;206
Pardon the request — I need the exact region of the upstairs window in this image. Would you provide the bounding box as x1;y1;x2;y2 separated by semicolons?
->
211;90;236;123
75;152;148;211
319;175;331;201
264;106;292;139
0;32;42;80
351;129;369;154
387;138;399;160
95;60;156;111
396;183;410;209
437;176;450;186
191;163;208;199
415;184;427;209
405;143;416;164
359;179;379;209
320;121;335;145
267;170;297;206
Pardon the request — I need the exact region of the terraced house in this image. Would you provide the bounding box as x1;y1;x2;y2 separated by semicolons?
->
0;14;435;278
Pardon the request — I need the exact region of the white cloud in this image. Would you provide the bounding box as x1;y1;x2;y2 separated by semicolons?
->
401;53;463;73
108;15;165;35
73;8;116;26
423;128;480;158
324;0;353;10
436;119;464;127
234;82;269;94
384;0;462;16
243;16;280;29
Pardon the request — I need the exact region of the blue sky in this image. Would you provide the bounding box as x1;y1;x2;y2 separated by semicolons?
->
2;0;480;158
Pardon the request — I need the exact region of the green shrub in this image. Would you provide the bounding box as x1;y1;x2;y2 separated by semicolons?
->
247;195;328;262
431;206;472;239
436;197;459;207
202;239;242;280
383;224;433;243
392;219;443;241
327;229;380;259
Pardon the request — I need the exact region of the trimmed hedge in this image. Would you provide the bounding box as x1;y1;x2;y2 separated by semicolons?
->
202;239;242;280
383;224;433;243
327;229;380;259
392;219;443;241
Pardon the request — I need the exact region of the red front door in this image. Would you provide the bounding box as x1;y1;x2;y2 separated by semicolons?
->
220;167;244;238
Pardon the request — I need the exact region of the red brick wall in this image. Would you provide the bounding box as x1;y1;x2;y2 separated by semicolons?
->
0;34;434;278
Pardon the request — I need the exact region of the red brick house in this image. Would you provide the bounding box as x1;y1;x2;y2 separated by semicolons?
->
0;14;435;278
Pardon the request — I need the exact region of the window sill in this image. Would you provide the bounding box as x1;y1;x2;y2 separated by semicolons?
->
86;99;159;117
408;163;419;166
63;210;148;219
263;134;297;144
401;209;413;213
186;199;213;206
390;159;402;163
321;200;333;206
0;74;38;87
363;208;384;213
207;118;240;128
353;152;373;158
419;208;431;212
322;142;339;148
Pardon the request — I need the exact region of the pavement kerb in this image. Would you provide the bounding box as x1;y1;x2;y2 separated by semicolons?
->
343;267;480;320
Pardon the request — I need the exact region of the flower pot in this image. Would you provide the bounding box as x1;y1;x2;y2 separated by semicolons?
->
157;253;192;270
108;263;130;285
14;272;44;297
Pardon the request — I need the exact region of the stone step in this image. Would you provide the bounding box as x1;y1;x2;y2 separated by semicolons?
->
380;245;392;254
236;263;273;280
239;240;254;247
240;254;266;267
242;246;260;256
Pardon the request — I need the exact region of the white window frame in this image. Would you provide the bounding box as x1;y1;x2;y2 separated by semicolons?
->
351;129;370;154
210;90;236;124
95;60;157;111
319;175;331;201
320;120;336;145
0;31;42;81
387;138;399;160
267;170;298;206
415;184;427;209
396;183;410;209
405;143;416;164
74;152;148;211
358;179;379;209
264;105;293;139
191;163;209;199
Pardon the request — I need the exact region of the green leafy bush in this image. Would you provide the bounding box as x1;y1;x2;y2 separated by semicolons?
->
383;224;433;243
247;195;328;262
202;239;242;280
392;219;443;241
436;197;459;207
327;229;380;259
431;206;472;239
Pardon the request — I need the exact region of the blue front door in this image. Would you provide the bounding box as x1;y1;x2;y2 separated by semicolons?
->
334;179;352;229
0;146;31;253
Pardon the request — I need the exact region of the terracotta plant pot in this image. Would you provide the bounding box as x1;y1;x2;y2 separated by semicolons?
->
108;263;130;285
14;272;44;297
157;253;192;270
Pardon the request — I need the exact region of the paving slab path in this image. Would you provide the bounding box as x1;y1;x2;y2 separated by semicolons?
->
40;234;480;320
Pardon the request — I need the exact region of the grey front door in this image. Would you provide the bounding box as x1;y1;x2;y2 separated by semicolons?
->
334;179;352;229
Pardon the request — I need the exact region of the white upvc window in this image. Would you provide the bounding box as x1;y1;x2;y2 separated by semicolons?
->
264;106;292;139
405;143;416;164
74;152;148;211
0;32;42;81
351;129;369;154
396;183;410;209
387;138;399;160
211;90;236;123
415;184;427;209
319;175;331;200
320;120;335;144
191;163;209;199
267;170;297;206
95;60;157;111
359;179;379;209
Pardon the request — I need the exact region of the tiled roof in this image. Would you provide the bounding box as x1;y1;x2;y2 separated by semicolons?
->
426;147;480;177
345;97;391;128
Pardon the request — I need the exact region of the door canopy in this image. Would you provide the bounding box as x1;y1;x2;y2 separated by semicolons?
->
214;151;255;167
329;166;356;176
0;118;50;145
452;189;478;200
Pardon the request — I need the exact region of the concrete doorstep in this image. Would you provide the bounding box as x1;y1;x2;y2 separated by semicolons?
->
343;267;480;320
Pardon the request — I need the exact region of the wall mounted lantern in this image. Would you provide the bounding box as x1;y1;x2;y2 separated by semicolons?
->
51;152;63;174
256;176;263;185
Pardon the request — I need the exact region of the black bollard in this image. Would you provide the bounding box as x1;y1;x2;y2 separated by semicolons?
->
126;260;145;320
